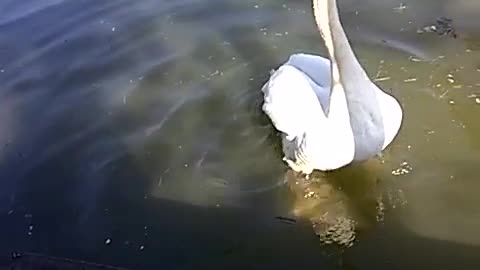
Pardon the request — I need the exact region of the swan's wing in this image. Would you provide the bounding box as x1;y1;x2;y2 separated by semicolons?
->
286;53;331;88
262;55;356;172
261;63;329;141
285;53;332;111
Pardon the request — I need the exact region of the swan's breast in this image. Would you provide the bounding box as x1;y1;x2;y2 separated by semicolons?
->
376;91;403;150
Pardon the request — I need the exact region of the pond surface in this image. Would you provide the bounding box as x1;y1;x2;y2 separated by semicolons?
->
1;0;480;269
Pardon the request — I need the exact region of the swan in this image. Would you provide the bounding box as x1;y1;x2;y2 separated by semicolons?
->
261;0;403;176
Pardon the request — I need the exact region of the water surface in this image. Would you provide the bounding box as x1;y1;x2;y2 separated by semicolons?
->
1;0;480;269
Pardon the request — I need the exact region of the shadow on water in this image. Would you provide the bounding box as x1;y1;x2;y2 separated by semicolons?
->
0;155;338;269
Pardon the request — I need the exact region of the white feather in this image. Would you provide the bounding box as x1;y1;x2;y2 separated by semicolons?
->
262;54;356;174
261;0;403;175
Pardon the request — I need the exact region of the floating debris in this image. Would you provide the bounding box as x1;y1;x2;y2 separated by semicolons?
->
439;90;449;99
393;3;408;13
447;74;455;84
404;78;417;82
409;57;423;62
275;216;297;224
418;17;457;38
374;76;391;82
105;238;111;245
391;161;413;176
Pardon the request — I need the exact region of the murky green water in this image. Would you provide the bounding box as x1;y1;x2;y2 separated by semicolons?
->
1;0;480;269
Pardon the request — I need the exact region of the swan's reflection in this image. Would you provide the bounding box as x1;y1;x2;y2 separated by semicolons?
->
285;158;386;247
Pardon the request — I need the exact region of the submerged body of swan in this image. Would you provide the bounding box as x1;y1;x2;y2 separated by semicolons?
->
261;0;403;175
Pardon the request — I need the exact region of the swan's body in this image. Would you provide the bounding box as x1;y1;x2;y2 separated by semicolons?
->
261;0;403;175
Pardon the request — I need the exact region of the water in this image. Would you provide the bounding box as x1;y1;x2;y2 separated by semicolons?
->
1;0;480;268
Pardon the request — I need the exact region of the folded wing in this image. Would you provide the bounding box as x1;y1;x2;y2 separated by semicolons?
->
261;54;331;141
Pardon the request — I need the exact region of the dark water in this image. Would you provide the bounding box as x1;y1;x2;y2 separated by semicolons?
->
1;0;480;269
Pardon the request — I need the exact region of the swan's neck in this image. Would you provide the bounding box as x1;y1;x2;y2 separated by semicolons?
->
313;0;370;87
313;0;389;161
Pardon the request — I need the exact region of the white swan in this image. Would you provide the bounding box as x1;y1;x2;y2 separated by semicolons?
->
261;0;403;176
